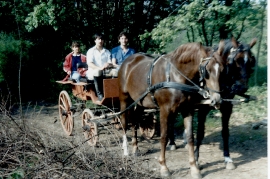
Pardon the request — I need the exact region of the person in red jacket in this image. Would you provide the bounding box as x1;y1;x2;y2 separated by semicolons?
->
63;42;87;82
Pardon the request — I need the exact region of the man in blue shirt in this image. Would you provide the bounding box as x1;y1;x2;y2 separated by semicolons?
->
111;31;135;70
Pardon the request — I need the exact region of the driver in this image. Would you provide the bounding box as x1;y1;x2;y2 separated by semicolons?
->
86;33;117;102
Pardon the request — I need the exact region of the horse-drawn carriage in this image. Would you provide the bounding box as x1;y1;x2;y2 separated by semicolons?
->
56;37;257;178
56;77;157;146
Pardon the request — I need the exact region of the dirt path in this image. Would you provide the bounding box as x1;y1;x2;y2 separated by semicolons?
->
27;104;267;179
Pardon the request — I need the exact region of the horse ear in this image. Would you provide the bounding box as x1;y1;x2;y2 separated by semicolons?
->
249;38;257;48
199;42;207;57
217;40;225;56
231;36;238;48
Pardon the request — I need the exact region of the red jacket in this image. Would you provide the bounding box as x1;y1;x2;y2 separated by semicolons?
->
62;52;87;81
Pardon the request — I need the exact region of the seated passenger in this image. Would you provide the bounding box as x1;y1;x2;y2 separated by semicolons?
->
63;42;87;82
111;31;135;71
86;33;117;102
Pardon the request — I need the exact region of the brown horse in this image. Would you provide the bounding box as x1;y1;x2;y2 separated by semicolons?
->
118;42;225;178
168;37;257;171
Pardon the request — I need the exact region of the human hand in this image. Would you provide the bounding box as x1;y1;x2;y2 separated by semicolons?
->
103;63;109;69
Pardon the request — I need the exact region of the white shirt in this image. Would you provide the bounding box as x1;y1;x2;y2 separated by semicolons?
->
86;46;111;67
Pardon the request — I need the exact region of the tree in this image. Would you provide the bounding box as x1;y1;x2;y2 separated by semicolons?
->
141;0;263;51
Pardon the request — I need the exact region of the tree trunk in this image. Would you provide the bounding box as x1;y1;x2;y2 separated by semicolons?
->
254;1;266;85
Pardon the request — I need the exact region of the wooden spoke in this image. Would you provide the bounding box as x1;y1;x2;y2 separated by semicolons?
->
58;91;74;136
82;109;98;146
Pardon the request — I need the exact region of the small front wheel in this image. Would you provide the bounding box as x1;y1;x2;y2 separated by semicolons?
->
82;109;98;146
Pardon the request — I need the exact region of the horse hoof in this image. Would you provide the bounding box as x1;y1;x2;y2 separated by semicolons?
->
132;153;138;157
160;170;171;177
226;162;236;170
170;145;176;150
196;162;202;170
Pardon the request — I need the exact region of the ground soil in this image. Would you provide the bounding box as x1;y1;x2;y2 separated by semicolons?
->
27;104;267;179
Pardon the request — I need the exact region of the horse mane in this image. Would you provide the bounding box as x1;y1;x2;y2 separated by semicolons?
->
168;42;207;64
214;38;252;59
137;52;156;58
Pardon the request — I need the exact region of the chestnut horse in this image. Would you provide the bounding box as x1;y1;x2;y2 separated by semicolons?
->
169;37;257;170
118;42;225;178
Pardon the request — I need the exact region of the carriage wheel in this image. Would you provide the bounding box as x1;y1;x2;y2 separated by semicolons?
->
82;109;98;146
139;113;156;140
59;90;74;136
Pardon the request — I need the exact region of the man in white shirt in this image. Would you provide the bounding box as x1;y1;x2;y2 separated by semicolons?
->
86;33;117;102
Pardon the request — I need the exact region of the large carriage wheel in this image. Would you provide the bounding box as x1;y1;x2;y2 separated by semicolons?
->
139;113;156;140
82;109;98;146
59;90;74;136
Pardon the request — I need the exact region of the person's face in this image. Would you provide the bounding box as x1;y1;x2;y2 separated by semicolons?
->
95;37;104;47
72;46;80;54
119;35;128;46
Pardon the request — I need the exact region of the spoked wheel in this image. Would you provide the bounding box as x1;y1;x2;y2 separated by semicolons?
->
59;90;74;136
139;113;156;140
82;109;98;146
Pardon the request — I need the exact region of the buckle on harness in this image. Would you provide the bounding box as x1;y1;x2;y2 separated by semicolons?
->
199;89;210;99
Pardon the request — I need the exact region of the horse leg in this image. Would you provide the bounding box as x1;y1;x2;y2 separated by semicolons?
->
195;106;211;168
158;109;170;177
168;120;177;150
184;115;202;179
120;94;130;156
220;102;236;170
130;106;144;156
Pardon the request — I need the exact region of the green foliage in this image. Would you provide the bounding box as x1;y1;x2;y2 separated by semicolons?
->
141;0;266;53
7;168;24;179
25;0;58;31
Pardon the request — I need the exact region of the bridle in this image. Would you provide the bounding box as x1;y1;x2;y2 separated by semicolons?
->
199;56;222;94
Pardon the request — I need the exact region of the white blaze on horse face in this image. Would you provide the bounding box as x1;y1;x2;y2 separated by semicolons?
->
214;63;219;77
244;52;248;64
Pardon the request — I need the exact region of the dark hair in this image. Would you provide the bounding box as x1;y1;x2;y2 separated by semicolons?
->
118;31;129;40
71;41;80;48
93;33;105;40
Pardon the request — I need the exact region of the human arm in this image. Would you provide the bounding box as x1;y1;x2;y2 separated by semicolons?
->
63;53;72;75
112;58;119;68
111;47;119;67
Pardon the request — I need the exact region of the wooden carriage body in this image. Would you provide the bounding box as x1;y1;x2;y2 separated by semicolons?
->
56;78;119;107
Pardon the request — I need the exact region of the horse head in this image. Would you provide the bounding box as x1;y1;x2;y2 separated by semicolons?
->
199;41;225;109
223;37;257;95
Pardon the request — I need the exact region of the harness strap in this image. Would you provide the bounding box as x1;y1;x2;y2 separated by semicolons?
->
118;81;208;116
166;62;171;82
147;55;162;87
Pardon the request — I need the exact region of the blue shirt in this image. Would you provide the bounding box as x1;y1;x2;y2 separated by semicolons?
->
111;46;135;66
